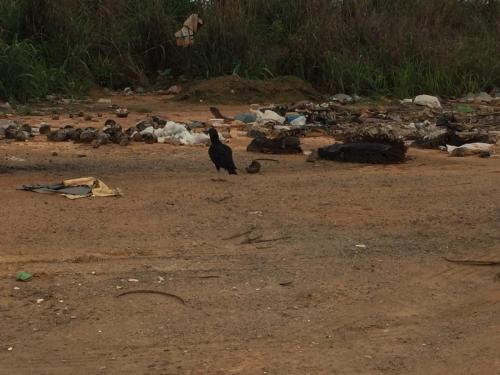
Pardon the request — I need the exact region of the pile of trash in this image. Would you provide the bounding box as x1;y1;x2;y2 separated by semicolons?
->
1;116;214;148
17;177;120;199
209;92;498;160
317;126;408;164
0;121;36;141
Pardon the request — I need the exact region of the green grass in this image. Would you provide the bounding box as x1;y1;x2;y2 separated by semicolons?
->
0;0;499;102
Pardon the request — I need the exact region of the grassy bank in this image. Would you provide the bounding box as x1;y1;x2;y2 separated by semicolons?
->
0;0;499;102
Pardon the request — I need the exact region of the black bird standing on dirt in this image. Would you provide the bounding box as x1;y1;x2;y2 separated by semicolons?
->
208;127;237;175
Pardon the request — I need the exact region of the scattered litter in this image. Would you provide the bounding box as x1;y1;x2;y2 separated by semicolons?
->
36;298;44;304
17;177;121;199
116;290;186;304
331;93;353;104
454;104;474;113
5;156;26;162
127;278;139;283
7;347;13;351
210;107;232;121
115;108;129;118
306;150;320;163
246;160;261;174
355;244;367;249
223;228;256;241
261;110;286;124
446;143;495;157
97;98;112;104
145;121;210;145
247;135;302;154
444;258;500;266
318;141;407;164
241;235;290;245
290;115;306;127
16;271;32;282
175;14;203;47
235;112;257;123
280;281;294;287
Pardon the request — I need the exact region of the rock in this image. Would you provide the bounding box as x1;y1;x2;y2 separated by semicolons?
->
414;95;442;110
51;114;60;120
52;151;58;156
84;114;93;121
78;111;84;117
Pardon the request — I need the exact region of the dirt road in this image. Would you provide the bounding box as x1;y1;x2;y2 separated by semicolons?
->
1;103;499;374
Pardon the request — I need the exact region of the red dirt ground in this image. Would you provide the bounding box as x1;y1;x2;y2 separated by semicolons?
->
1;96;499;375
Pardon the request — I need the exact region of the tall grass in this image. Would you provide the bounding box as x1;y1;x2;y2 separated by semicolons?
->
0;0;499;102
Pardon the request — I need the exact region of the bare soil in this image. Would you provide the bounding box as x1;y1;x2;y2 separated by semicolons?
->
175;76;319;104
1;97;499;375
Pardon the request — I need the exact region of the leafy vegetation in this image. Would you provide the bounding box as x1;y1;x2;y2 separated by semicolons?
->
0;0;499;101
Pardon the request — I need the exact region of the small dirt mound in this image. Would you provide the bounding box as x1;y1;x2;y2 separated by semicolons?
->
177;75;319;104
